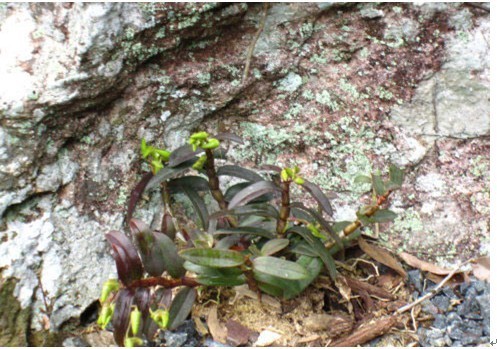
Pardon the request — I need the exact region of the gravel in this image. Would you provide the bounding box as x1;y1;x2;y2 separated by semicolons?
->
407;271;490;347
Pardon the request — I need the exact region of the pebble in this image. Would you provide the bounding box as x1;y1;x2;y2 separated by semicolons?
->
409;278;490;347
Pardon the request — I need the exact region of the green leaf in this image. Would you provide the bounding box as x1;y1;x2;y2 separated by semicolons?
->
356;211;375;225
253;256;309;280
167;287;196;330
260;239;290;256
254;256;322;299
213;227;275;239
183;261;243;277
371;209;398;223
291;241;319;257
286;226;337;280
371;172;386;196
217;165;265;183
228;181;281;210
290;202;344;252
179;248;245;268
354;174;372;184
387;164;404;190
332;221;353;233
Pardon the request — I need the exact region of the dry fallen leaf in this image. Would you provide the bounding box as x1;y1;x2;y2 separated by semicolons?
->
226;319;254;346
254;330;282;347
399;252;451;275
335;275;353;314
471;256;490;281
207;306;227;344
358;238;407;279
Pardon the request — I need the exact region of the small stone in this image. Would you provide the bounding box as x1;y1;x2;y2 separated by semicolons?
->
464;312;483;320
360;7;384;19
447;312;463;325
63;336;90;347
431;294;450;312
421;300;439;316
432;314;447;329
204;338;230;347
254;330;281;347
452;340;462;347
442;286;457;300
162;331;188;347
447;326;465;340
407;270;423;292
473;280;488;294
459;282;470;295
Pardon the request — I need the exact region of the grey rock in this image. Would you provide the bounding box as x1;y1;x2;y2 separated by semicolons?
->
476;294;490;320
63;336;91;347
161;331;189;347
360;7;384;19
442;286;457;300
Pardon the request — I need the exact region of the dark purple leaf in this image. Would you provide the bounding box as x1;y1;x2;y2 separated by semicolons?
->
131;222;185;278
180;186;209;231
228;181;281;210
168;287;197;330
214;132;244;144
168;144;203;167
224;182;274;204
152;287;173;309
214;227;275;239
133;287;151;337
126;172;153;224
145;160;196;191
168;176;210;193
259;164;282;172
217;165;264;182
210;203;279;220
301;180;334;217
160;212;176;239
112;288;135;346
105;231;143;285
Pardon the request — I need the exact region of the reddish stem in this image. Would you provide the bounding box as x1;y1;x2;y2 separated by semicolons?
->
128;276;200;289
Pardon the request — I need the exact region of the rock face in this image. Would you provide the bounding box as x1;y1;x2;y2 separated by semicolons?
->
0;2;489;340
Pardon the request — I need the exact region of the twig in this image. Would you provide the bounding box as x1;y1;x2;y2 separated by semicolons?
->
242;3;269;85
395;258;473;315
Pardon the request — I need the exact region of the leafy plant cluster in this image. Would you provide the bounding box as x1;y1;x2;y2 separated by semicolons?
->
98;131;404;346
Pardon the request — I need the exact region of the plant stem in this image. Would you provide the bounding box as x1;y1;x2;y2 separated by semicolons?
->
324;190;392;249
204;149;238;227
276;181;291;237
128;276;200;289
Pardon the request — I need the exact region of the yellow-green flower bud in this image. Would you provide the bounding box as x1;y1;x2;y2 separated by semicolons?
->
130;307;142;336
150;309;169;329
294;176;305;185
100;279;119;303
97;303;114;330
124;337;143;347
141;139;152;159
201;138;220;150
280;169;289;181
190;131;209;141
155;149;171;161
307;223;326;239
192;155;207;171
151;159;164;174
